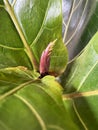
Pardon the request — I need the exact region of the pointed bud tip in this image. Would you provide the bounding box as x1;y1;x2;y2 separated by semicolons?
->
39;39;57;77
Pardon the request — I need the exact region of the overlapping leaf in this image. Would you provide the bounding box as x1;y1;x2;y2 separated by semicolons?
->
63;32;98;92
0;0;68;73
62;32;98;129
62;0;96;60
77;0;98;55
0;0;69;129
1;0;98;129
0;69;79;130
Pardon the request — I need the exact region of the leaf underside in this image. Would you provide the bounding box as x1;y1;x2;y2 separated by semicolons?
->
62;0;97;60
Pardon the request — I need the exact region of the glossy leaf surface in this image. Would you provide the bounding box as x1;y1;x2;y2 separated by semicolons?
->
0;0;68;73
77;0;98;56
0;0;98;129
0;0;69;129
62;32;98;129
62;0;96;60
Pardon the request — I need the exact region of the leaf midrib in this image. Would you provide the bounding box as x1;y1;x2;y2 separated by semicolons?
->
65;0;89;45
30;0;50;47
0;79;18;85
0;44;23;50
77;60;98;91
63;0;75;42
0;119;10;130
63;90;98;100
72;101;88;130
0;80;33;101
3;0;37;70
15;94;47;130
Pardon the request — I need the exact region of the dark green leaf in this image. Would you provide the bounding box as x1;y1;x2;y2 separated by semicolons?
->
0;0;69;129
0;0;68;73
0;0;32;69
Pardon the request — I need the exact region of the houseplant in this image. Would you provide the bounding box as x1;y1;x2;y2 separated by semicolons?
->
0;0;98;129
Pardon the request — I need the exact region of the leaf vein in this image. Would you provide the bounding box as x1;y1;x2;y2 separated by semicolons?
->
73;0;82;12
0;79;18;85
63;20;66;28
65;0;88;45
0;80;33;101
73;101;88;130
3;0;37;70
66;66;78;86
11;0;17;7
63;90;98;100
63;0;75;42
14;94;47;130
77;60;98;91
30;0;50;46
0;44;23;50
0;120;11;130
48;125;64;130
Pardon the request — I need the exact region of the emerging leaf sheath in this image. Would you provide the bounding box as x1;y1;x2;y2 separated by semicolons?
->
39;39;57;77
3;0;38;71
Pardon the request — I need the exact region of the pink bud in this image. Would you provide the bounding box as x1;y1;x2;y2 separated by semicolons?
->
39;39;57;78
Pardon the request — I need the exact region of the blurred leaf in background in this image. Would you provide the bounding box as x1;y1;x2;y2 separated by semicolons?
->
62;0;97;60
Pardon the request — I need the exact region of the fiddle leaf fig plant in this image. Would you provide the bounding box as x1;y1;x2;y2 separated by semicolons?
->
0;0;98;130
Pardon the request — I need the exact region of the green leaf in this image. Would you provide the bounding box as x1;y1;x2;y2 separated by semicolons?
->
0;66;39;95
0;0;32;69
77;0;98;55
0;0;69;129
62;0;96;60
62;32;98;129
0;67;79;130
49;39;68;75
0;0;68;74
63;32;98;92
